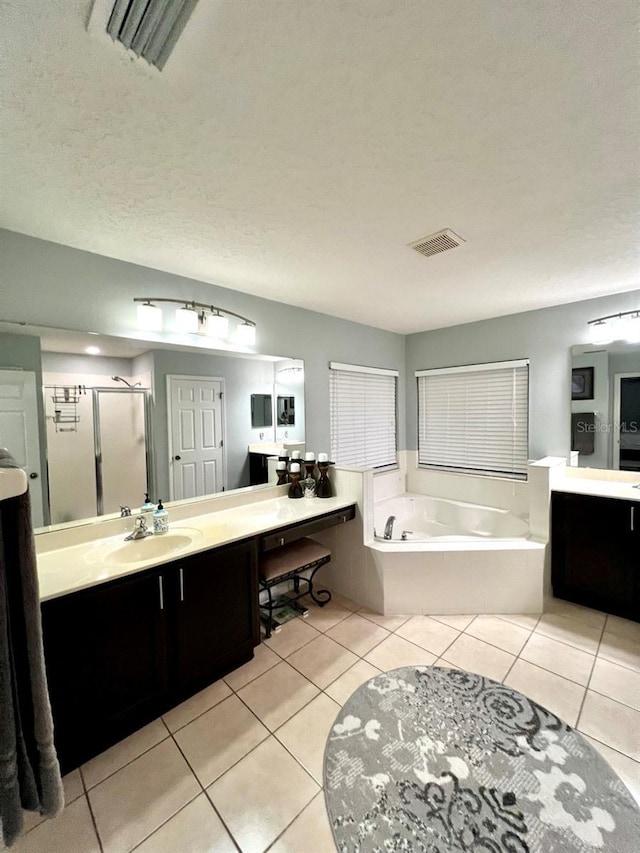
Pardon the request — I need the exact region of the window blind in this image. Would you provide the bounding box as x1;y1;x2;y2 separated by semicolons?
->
329;363;398;468
416;360;529;479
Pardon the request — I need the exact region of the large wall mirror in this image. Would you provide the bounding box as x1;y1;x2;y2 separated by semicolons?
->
0;323;305;531
571;342;640;471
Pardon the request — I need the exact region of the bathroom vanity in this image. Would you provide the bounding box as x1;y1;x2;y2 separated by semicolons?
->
37;497;356;773
551;487;639;622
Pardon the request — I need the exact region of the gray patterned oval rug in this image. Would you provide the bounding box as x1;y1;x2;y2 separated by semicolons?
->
323;666;640;852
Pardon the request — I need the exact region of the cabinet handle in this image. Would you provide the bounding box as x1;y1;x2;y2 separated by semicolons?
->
158;576;164;610
631;506;635;532
278;536;285;546
179;568;184;602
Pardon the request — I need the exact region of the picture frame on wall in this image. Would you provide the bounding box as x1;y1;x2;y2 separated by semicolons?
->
572;366;594;400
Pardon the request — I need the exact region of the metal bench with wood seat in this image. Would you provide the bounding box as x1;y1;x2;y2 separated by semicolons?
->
259;537;331;638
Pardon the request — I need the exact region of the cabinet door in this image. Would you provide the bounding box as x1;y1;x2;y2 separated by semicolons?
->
171;539;258;697
551;492;638;619
42;569;168;773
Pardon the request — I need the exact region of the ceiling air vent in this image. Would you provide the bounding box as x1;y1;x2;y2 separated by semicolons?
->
408;229;465;258
106;0;201;70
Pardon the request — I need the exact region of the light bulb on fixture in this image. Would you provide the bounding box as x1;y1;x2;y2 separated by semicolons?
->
235;322;256;346
589;320;613;346
205;312;229;338
137;301;163;332
619;313;640;343
85;346;101;355
175;304;199;334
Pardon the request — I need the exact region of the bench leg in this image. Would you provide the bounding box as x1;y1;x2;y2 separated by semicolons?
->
306;563;332;607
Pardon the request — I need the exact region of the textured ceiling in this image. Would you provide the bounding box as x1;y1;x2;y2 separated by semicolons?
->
1;0;638;334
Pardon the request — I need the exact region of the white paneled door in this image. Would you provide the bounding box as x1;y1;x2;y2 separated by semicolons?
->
0;369;44;526
168;376;225;500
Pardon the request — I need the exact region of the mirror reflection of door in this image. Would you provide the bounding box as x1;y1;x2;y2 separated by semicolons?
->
0;369;44;526
613;373;640;471
277;395;295;425
168;376;225;500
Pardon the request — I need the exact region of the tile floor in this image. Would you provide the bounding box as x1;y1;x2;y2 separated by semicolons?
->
10;594;640;853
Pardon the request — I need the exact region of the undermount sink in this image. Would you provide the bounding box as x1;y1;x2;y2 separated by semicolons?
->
85;529;202;566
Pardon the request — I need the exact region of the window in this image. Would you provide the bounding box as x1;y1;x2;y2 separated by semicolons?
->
416;359;529;479
329;362;398;468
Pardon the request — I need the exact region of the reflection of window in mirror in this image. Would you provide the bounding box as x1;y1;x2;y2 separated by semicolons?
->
251;394;273;428
277;395;295;425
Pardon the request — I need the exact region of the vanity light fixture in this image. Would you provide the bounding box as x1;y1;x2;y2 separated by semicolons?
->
133;298;257;345
588;310;640;346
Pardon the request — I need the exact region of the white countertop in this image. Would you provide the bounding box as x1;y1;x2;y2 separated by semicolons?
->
37;495;356;603
552;476;640;502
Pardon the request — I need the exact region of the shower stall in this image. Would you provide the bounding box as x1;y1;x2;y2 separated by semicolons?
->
45;386;153;525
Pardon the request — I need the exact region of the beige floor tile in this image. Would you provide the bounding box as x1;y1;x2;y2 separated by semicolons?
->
326;613;390;656
589;657;640;711
520;632;594;686
395;616;460;656
325;659;381;705
598;632;640;673
270;791;336;852
287;634;358;689
237;661;319;730
89;738;200;853
62;769;84;805
544;597;607;629
605;614;640;644
224;641;280;691
582;735;640;808
208;737;319;853
494;613;541;631
465;615;531;656
163;678;232;733
275;693;341;783
364;634;437;671
504;659;586;726
82;718;168;789
134;793;236;853
11;796;100;853
434;659;461;670
578;691;640;761
429;614;476;630
357;607;411;632
264;617;321;658
297;597;351;632
174;694;268;786
441;633;515;682
535;613;602;654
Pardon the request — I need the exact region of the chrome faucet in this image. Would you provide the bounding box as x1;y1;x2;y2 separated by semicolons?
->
383;515;396;540
125;515;152;540
120;505;132;517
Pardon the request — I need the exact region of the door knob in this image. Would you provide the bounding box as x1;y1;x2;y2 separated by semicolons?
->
29;472;38;479
174;455;181;460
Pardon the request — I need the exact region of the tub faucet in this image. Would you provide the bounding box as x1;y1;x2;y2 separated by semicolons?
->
383;515;396;540
125;515;152;541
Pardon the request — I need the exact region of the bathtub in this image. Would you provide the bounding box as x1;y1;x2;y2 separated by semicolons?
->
374;493;529;542
368;493;544;615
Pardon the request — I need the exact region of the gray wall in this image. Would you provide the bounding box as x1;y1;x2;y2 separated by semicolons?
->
0;332;49;521
406;290;640;460
1;229;407;456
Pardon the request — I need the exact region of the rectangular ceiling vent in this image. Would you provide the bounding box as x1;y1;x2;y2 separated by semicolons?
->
106;0;200;70
408;229;465;258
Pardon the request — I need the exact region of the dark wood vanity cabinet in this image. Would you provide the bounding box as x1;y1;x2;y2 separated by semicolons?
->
551;491;639;621
41;538;258;773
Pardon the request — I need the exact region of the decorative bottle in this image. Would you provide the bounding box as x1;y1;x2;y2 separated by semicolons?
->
303;452;317;498
140;493;155;517
275;460;289;485
316;453;333;498
287;463;304;499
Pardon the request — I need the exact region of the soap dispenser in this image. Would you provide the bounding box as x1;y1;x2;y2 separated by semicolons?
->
141;493;155;516
153;499;169;535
